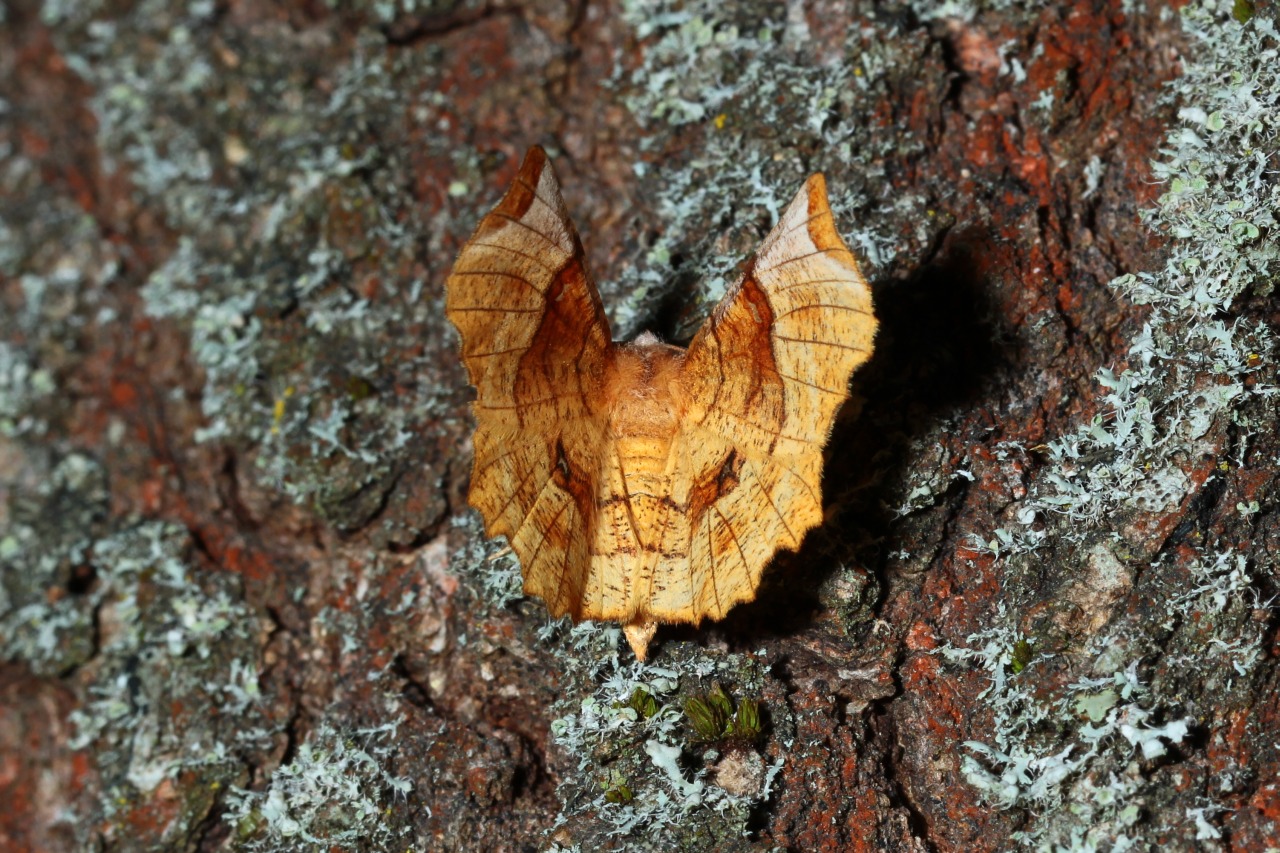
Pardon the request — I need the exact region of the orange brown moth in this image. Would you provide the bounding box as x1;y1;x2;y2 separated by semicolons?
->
446;147;876;661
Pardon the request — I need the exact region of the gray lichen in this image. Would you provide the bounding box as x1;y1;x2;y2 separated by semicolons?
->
0;452;108;675
543;625;778;847
67;521;271;844
1021;1;1277;528
941;615;1194;848
603;0;939;340
949;1;1279;846
225;719;413;852
45;2;465;537
4;0;1273;847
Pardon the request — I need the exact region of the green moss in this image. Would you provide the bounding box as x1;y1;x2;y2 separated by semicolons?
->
1008;638;1035;675
683;683;763;743
618;686;661;720
544;629;778;847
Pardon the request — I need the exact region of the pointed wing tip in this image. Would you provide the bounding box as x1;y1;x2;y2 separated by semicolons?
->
782;173;828;218
803;172;832;219
520;145;549;177
511;144;567;213
513;145;550;195
802;173;857;260
487;145;560;222
805;172;828;199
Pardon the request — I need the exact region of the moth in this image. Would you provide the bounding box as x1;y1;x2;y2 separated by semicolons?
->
446;147;876;660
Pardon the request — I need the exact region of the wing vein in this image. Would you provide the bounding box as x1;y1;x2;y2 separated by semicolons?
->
473;445;520;479
774;276;863;294
758;246;845;273
469;241;560;276
776;371;846;396
775;302;871;321
464;345;529;359
773;335;870;354
488;211;571;256
450;305;541;315
705;511;722;617
528;497;571;571
714;506;751;593
707;407;812;445
760;473;800;547
515;177;565;219
449;270;545;296
773;460;822;507
493;453;545;532
778;207;832;239
477;397;577;411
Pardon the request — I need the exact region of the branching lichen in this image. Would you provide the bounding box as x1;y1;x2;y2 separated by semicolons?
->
545;630;779;846
952;2;1279;846
41;4;468;536
605;0;937;339
1019;2;1277;528
58;521;271;845
940;612;1197;849
225;719;413;852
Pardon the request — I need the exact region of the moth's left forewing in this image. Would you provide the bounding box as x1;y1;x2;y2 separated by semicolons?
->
445;147;613;625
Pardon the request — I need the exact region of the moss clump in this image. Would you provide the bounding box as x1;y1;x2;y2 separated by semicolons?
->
545;627;779;848
683;683;763;743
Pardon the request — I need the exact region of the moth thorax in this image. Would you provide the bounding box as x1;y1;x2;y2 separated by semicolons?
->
606;337;684;429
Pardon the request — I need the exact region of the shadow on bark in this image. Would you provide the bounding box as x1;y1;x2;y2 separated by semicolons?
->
694;225;1008;649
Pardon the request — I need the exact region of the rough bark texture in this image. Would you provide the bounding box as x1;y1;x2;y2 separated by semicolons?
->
1;0;1277;851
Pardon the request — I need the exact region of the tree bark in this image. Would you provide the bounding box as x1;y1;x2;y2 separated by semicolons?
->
1;0;1276;850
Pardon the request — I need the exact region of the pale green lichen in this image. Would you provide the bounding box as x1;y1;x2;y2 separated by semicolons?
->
225;719;413;852
448;513;525;612
0;169;118;440
323;0;473;25
1017;1;1277;529
544;627;779;846
914;0;1033;22
940;612;1198;849
605;0;937;339
0;341;56;437
952;1;1279;846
